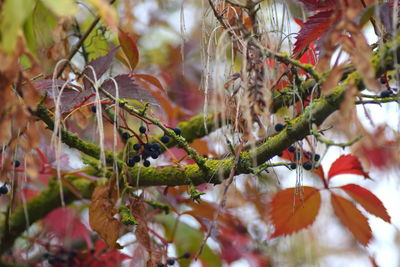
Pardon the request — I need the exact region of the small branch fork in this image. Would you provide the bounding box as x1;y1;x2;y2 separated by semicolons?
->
311;125;363;148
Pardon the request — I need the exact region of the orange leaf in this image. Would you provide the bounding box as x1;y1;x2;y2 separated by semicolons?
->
340;184;391;223
328;154;369;180
331;193;372;245
118;29;139;71
89;183;122;249
269;186;321;238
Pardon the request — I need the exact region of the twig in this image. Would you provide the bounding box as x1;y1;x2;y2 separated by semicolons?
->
56;0;117;78
311;125;363;148
195;140;244;259
98;86;210;173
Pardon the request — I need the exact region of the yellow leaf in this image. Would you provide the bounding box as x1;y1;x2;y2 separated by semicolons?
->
40;0;78;17
86;0;118;32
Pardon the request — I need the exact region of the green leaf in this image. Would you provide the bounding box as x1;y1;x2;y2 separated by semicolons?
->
158;214;221;267
0;0;35;53
40;0;78;17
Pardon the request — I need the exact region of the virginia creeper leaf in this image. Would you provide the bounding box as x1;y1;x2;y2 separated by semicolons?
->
328;155;369;180
340;184;391;223
295;0;336;11
269;186;321;238
100;74;158;105
89;183;122;249
118;29;140;71
331;193;372;245
293;10;337;57
83;46;119;90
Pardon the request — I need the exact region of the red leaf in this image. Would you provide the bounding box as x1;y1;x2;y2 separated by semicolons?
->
43;207;90;242
331;193;372;245
340;184;391;223
295;0;336;11
118;29;139;71
327;155;369;180
293;10;338;57
269;186;321;238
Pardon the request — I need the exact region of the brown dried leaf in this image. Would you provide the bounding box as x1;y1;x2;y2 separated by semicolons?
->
343;23;380;92
321;64;345;95
89;183;122;249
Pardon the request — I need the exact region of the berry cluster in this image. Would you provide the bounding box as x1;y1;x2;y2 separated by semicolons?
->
278;146;321;171
43;249;78;265
123;126;182;168
0;184;8;195
127;142;162;168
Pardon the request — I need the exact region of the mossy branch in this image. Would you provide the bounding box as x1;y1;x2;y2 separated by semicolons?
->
9;33;399;257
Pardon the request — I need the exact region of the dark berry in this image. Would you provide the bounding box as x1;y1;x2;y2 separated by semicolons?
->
380;90;392;98
380;77;387;84
122;132;131;140
0;184;8;195
133;143;141;151
144;143;152;150
127;158;135;167
157;264;165;267
314;154;321;161
288;146;295;153
182;252;191;259
143;160;151;167
43;252;50;258
277;151;283;157
139;126;146;134
151;151;159;159
133;155;141;162
289;163;297;170
167;259;175;265
274;123;284;132
91;105;97;113
152;142;161;150
303;161;313;170
172;127;182;135
293;151;301;160
13;160;20;168
161;135;170;144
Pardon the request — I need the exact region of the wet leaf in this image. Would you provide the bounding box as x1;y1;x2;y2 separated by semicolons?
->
269;186;321;237
327;155;369;180
118;29;140;71
89;183;122;249
340;184;390;223
331;193;372;245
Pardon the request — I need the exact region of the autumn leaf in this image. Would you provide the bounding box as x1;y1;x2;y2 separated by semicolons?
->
331;193;372;245
340;184;390;223
327;155;369;180
295;0;336;11
89;183;122;249
293;10;338;57
118;29;140;71
83;46;120;90
269;186;321;238
100;74;158;105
